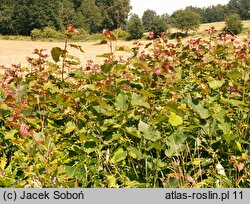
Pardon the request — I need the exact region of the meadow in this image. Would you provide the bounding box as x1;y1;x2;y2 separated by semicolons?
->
1;21;250;66
0;23;249;188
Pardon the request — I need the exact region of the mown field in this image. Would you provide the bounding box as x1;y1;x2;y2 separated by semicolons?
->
0;24;249;188
1;21;249;66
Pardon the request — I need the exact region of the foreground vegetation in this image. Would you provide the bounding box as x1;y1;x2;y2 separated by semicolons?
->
0;27;249;188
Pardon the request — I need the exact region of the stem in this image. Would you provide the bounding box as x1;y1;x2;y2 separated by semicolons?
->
62;38;68;83
242;63;247;103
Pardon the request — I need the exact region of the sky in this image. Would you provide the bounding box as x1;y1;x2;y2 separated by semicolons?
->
130;0;230;17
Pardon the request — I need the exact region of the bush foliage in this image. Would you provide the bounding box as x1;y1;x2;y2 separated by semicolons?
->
223;13;243;35
126;14;144;40
0;27;249;188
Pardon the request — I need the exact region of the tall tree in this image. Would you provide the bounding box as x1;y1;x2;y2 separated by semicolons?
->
171;9;201;34
203;5;229;23
78;0;102;33
96;0;131;30
126;14;144;39
228;0;250;20
28;0;63;32
142;9;157;31
59;0;77;27
0;2;15;35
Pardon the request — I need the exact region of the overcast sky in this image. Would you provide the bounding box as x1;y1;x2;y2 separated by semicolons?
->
130;0;230;17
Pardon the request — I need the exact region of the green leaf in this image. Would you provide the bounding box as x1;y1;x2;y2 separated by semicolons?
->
124;127;141;139
97;53;113;58
70;70;88;79
218;122;231;135
127;147;142;160
208;80;225;89
0;103;8;110
84;141;97;149
100;63;113;73
5;129;18;140
131;93;150;109
147;142;163;150
114;92;129;112
169;112;183;127
114;64;126;70
111;148;127;163
0;156;7;171
187;95;210;119
227;69;242;79
64;122;76;134
107;175;118;188
104;133;121;145
137;90;156;98
64;166;77;178
43;82;59;94
69;44;84;53
138;120;161;142
19;85;27;97
165;131;188;157
51;47;63;63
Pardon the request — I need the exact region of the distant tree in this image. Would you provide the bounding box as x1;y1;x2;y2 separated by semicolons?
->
59;0;77;27
185;6;205;22
151;15;171;37
0;3;15;35
78;0;102;33
223;13;243;35
28;0;63;32
96;0;131;30
142;9;157;31
203;5;229;23
126;14;144;39
171;9;201;34
227;0;250;20
142;10;171;37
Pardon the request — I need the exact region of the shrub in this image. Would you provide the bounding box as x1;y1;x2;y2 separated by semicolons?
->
30;28;43;40
126;14;144;40
223;13;243;35
0;27;249;188
113;28;129;40
30;27;64;40
42;27;64;39
71;28;89;41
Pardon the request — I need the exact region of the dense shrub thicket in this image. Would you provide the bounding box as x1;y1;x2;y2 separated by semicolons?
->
0;27;249;188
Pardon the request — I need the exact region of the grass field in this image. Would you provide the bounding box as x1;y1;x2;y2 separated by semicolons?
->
0;40;136;66
0;21;249;66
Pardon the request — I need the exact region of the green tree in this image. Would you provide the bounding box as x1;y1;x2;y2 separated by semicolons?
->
228;0;250;20
28;0;63;32
142;9;157;31
151;15;171;37
171;9;201;34
59;0;77;27
96;0;131;30
142;10;171;37
126;14;144;39
78;0;102;33
223;13;243;35
203;5;229;23
0;2;15;35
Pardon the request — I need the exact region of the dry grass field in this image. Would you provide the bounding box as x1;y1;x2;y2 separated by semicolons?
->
0;21;249;67
0;40;137;67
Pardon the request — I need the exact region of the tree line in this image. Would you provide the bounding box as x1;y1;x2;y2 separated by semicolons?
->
0;0;249;36
0;0;131;35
